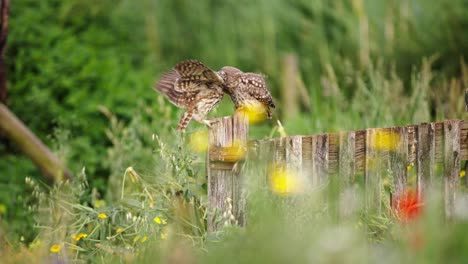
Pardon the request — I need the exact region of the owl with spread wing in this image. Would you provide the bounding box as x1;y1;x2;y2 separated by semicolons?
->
155;60;275;131
155;60;225;131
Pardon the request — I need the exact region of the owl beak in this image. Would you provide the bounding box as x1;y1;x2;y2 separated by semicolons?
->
217;71;226;83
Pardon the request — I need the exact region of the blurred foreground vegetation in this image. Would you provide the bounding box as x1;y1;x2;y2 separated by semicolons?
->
0;0;467;262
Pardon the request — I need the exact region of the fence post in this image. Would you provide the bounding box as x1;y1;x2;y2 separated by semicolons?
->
444;120;461;218
207;114;248;232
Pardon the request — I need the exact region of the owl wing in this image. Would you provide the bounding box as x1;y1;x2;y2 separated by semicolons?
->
240;73;276;109
174;60;224;85
155;60;223;107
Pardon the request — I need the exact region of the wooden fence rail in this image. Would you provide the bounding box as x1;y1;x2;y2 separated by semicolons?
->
206;117;468;232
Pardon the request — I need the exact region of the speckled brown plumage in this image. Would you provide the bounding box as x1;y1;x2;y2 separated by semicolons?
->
218;66;275;118
155;60;224;131
154;60;275;131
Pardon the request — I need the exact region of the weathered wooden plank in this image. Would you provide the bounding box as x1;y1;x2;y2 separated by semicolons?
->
417;122;436;199
312;134;329;185
461;121;468;160
444;120;461;218
253;139;274;187
328;133;339;176
267;137;287;192
208;117;232;232
275;137;286;163
434;122;444;163
231;114;248;226
286;136;304;192
407;125;417;167
302;136;312;180
365;128;390;213
337;131;356;218
207;115;248;232
339;131;356;186
355;130;367;173
389;126;408;199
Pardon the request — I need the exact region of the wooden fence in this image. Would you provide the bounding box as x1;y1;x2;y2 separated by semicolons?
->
206;116;468;232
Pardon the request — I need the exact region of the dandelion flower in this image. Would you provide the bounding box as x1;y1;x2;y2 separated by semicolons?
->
49;244;61;253
72;233;88;241
98;213;108;219
460;170;466;178
133;235;140;243
141;236;147;243
269;164;303;195
154;216;167;225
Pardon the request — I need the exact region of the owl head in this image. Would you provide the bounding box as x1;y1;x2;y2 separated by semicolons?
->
218;66;243;85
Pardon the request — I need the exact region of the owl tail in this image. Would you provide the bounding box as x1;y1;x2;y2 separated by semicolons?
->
177;110;193;132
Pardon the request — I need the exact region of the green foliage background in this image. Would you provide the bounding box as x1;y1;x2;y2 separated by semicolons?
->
0;0;467;250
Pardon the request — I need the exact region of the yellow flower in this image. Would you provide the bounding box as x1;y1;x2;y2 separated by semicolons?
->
407;165;413;171
98;213;108;219
0;204;6;214
133;235;140;243
154;216;167;225
189;130;209;153
371;130;400;151
160;233;167;240
72;233;88;241
49;244;61;253
116;228;124;233
269;164;302;195
141;236;147;243
236;101;269;124
460;170;466;178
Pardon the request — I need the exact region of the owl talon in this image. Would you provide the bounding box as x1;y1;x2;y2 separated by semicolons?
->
202;119;219;128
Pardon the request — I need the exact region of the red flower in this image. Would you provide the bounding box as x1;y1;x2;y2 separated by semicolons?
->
392;189;424;222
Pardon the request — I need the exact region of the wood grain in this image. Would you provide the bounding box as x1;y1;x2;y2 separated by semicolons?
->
444;120;461;218
417;122;435;198
207;115;248;232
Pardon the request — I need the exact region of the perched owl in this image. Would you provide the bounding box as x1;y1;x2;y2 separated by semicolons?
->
155;60;225;131
218;66;275;119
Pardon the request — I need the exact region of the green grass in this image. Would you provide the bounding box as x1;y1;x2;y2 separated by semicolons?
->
1;0;468;262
